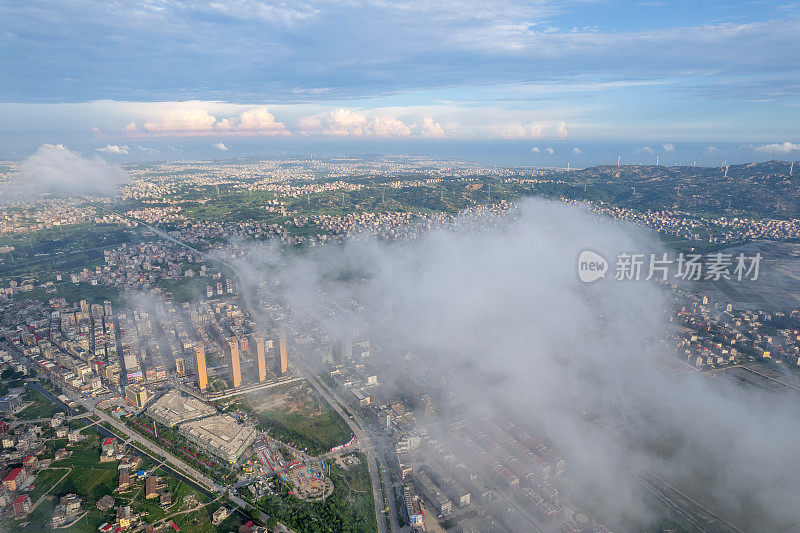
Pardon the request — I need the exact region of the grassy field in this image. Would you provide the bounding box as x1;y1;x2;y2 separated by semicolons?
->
0;223;138;279
226;379;352;455
156;276;209;303
3;386;244;533
17;385;64;419
8;432;119;533
253;451;377;533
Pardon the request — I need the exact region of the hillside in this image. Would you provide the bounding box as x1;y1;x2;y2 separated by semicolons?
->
555;160;800;218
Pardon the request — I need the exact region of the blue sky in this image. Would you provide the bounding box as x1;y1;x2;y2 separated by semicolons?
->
0;0;799;161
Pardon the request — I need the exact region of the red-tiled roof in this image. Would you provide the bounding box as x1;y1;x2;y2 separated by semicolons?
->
4;467;24;482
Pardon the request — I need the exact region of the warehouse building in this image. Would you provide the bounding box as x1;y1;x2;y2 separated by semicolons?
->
147;390;215;428
180;414;256;464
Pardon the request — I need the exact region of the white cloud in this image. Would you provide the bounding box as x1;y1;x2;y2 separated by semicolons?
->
642;146;655;154
143;108;217;133
531;146;554;154
299;108;412;138
213;142;229;151
237;107;291;136
205;0;319;24
662;143;675;152
417;117;446;138
754;141;800;154
707;145;719;153
131;106;290;137
572;147;582;154
0;144;130;203
493;121;568;140
95;144;129;154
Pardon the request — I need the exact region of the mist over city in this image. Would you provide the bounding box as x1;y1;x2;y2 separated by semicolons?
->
1;2;799;533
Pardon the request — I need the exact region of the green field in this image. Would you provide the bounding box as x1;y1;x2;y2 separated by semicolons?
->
7;425;243;533
226;380;353;455
7;432;120;533
252;452;377;533
156;276;209;303
0;223;138;279
17;385;64;419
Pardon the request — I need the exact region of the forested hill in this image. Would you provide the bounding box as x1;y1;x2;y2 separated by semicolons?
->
555;160;800;218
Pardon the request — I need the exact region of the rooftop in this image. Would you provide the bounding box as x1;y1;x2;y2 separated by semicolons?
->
181;414;256;462
147;390;215;427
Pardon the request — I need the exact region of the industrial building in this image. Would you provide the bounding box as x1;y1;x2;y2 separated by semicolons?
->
180;414;256;464
146;390;215;428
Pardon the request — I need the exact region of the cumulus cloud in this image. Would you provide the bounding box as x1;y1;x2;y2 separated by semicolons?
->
143;108;217;133
299;108;412;138
417;117;446;138
95;144;129;154
236;107;291;136
0;144;130;203
641;146;655;154
572;147;582;154
707;145;719;153
127;106;290;137
754;141;800;154
213;142;229;151
662;143;675;152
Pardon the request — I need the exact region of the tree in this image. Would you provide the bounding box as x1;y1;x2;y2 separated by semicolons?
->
267;515;278;530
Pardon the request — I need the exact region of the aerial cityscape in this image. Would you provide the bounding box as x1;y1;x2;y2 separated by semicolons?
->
0;2;799;533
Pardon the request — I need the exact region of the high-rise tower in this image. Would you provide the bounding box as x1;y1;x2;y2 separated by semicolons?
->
277;330;288;374
229;338;242;388
255;336;267;382
194;344;207;391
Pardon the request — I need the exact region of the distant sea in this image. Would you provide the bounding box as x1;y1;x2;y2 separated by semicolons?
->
1;139;795;169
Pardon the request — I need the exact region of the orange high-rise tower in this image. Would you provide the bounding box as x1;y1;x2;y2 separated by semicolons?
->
255;336;267;382
229;338;242;388
277;330;288;374
194;344;207;391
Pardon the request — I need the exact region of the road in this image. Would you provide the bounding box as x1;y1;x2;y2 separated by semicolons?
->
298;364;390;533
48;382;279;525
87;207;397;532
